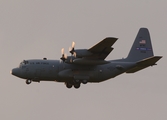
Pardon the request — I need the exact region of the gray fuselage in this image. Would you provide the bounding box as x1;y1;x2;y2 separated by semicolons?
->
10;28;162;89
11;59;135;83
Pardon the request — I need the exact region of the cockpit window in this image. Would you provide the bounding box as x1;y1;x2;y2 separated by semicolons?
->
19;60;29;68
23;60;29;64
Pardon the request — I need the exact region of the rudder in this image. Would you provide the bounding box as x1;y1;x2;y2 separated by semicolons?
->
126;28;154;62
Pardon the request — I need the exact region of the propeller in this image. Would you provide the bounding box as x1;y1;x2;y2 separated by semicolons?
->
60;48;67;62
69;41;76;57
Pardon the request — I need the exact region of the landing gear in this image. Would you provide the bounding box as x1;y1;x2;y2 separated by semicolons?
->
74;83;80;89
65;81;81;89
82;80;87;84
65;79;88;89
26;79;32;84
65;82;73;89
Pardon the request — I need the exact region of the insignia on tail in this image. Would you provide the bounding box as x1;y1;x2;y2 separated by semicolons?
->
126;28;162;73
126;28;154;62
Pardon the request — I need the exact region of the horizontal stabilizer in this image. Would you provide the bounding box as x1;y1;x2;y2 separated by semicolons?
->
126;56;162;73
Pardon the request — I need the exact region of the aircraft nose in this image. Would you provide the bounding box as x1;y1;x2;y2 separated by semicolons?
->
10;68;21;76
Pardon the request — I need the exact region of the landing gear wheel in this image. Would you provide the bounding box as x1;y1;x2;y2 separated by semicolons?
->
74;83;80;89
82;80;87;84
26;79;32;85
65;82;73;88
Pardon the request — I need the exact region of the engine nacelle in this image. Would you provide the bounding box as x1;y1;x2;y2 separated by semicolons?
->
74;49;92;58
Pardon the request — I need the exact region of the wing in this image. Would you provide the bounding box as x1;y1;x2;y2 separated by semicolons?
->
64;37;118;65
87;37;118;60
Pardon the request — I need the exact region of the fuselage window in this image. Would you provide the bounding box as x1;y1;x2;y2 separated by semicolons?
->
19;60;27;68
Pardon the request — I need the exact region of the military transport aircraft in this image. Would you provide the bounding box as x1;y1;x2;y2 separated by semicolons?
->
11;28;162;89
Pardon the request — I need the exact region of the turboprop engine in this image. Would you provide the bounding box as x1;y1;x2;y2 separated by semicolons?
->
69;41;93;58
72;49;93;58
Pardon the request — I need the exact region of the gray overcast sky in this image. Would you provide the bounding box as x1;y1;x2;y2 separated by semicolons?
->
0;0;166;120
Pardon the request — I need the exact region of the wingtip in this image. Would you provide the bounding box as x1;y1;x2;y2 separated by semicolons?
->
105;37;118;40
139;27;149;31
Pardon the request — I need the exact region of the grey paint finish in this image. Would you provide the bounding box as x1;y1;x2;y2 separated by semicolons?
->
126;28;154;61
11;28;162;89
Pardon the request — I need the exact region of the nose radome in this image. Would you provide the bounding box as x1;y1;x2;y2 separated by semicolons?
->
10;68;20;76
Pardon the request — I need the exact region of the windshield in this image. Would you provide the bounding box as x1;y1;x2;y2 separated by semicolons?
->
19;60;29;68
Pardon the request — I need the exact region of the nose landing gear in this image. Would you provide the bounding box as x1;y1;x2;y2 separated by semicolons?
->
26;79;32;84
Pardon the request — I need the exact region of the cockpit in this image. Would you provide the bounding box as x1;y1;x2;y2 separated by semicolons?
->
19;60;29;68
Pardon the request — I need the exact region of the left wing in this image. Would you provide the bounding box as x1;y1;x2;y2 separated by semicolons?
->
87;37;118;60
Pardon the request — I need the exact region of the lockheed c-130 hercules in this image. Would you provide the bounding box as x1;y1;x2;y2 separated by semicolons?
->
11;28;162;89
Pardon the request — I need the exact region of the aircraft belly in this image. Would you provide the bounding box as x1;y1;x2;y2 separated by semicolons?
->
93;68;113;82
57;69;100;82
57;67;116;83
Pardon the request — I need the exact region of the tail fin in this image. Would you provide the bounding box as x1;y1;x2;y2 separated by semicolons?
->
126;28;154;62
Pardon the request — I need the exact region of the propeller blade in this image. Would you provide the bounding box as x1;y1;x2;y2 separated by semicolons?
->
61;48;64;55
72;41;75;48
60;48;67;62
64;53;67;59
69;47;72;52
69;41;75;54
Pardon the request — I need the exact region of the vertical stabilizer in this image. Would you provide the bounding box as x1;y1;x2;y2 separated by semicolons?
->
126;28;154;62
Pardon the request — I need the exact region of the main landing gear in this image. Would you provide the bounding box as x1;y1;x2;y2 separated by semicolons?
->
65;82;81;89
65;79;87;89
65;82;73;88
74;83;80;89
